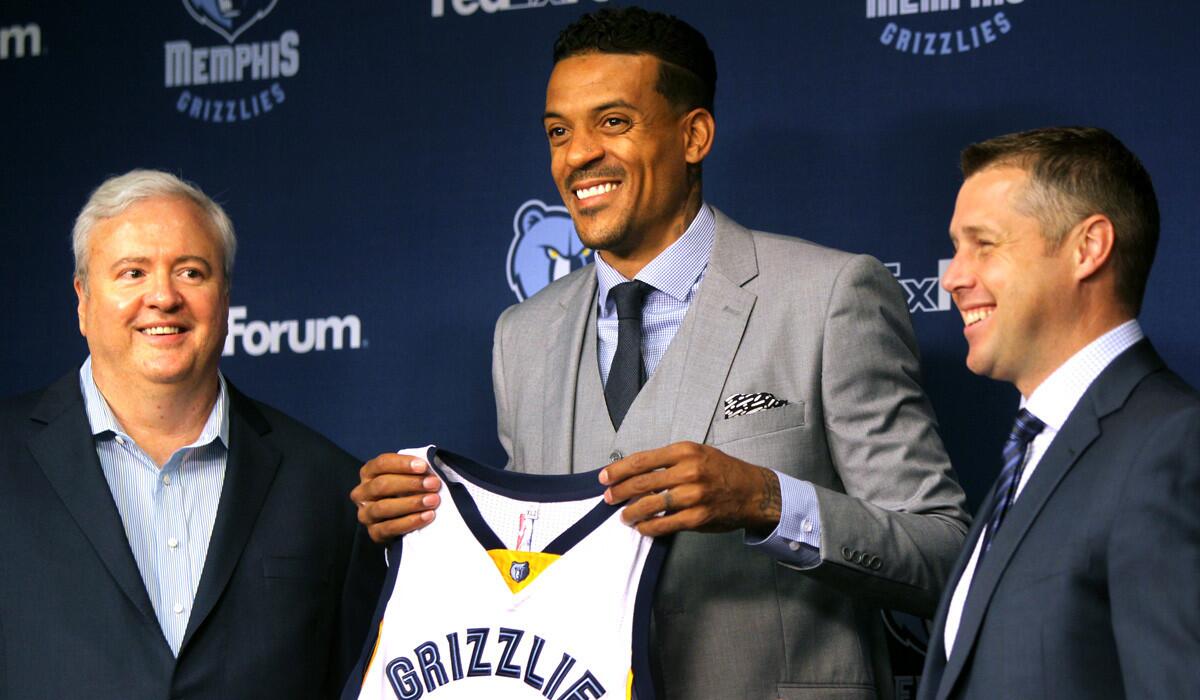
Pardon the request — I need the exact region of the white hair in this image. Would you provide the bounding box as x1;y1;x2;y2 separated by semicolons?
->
73;169;237;288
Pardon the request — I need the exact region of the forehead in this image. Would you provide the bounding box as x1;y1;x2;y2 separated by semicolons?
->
545;52;664;114
951;166;1031;229
90;197;219;253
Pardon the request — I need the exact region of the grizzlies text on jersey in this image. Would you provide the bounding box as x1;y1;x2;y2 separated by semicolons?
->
345;446;668;699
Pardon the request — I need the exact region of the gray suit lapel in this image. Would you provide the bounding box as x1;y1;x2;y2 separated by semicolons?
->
540;271;597;474
939;341;1163;698
27;374;160;629
669;208;758;443
183;385;281;648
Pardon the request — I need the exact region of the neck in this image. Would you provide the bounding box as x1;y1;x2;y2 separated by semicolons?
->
602;188;703;279
1015;304;1133;398
91;367;220;466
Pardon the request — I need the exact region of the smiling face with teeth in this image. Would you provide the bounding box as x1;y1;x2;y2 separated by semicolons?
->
543;52;713;277
75;196;229;396
942;166;1082;396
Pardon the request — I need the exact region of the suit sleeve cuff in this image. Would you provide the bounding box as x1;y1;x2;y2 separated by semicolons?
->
745;471;822;568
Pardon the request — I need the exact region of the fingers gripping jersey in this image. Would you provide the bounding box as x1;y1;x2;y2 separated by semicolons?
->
345;446;668;700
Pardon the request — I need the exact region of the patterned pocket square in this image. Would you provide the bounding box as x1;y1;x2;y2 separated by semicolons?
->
723;392;789;419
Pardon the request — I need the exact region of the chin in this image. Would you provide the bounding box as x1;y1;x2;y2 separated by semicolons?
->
964;352;991;379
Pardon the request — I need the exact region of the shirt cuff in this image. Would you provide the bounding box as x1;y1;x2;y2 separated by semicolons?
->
745;471;822;568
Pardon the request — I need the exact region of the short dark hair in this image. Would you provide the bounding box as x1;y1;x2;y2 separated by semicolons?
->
553;7;717;115
962;126;1160;315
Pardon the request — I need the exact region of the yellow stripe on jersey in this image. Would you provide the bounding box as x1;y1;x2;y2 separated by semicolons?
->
626;669;634;699
486;549;561;593
363;619;384;685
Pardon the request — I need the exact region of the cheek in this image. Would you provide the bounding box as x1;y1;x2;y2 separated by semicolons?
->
110;292;143;317
550;151;570;181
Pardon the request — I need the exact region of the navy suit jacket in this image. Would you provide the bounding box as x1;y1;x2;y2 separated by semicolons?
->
920;340;1200;699
0;372;385;699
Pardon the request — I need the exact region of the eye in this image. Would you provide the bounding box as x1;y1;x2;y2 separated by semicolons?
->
546;125;568;144
601;115;630;131
543;247;562;261
178;267;208;281
119;268;145;280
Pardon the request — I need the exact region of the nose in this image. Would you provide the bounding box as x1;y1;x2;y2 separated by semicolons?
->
940;249;971;296
145;271;184;311
564;128;604;171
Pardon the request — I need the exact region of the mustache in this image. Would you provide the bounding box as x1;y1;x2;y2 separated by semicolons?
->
565;166;626;190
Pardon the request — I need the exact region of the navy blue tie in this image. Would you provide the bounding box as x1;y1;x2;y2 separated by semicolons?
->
605;280;654;430
981;408;1045;554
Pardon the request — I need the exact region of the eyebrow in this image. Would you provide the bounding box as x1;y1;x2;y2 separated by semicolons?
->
542;100;639;122
108;255;214;270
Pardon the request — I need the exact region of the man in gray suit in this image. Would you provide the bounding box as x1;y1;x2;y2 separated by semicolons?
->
355;7;968;699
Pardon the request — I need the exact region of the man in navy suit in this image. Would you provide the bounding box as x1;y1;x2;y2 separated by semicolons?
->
0;170;383;698
920;127;1200;699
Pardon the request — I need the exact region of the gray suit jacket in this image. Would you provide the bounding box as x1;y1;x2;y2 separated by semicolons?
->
492;209;969;700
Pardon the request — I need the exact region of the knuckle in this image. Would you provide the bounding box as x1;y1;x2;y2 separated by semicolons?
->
630;474;655;492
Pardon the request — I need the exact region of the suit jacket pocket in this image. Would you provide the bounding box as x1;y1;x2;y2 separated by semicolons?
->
776;683;876;699
711;400;805;445
262;556;329;583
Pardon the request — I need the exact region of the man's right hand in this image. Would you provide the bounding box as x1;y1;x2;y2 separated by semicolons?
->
350;453;442;543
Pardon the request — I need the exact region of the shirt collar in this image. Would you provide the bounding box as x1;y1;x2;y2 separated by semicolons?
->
595;203;716;310
1021;319;1144;431
79;355;230;449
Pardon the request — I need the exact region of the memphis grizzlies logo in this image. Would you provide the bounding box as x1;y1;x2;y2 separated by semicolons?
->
881;609;931;656
865;0;1024;57
507;200;594;302
184;0;279;43
509;561;531;583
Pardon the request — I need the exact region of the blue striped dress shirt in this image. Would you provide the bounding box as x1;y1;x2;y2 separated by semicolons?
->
80;356;229;656
594;205;822;566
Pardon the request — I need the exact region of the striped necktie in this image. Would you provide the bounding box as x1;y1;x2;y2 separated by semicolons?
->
981;408;1045;554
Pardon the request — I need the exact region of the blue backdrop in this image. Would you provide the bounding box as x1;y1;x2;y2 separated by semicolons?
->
3;2;1197;694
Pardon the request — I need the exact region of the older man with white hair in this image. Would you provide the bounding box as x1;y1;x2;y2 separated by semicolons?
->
0;170;383;699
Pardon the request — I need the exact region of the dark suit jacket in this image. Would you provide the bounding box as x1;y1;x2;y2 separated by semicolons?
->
0;372;385;699
920;340;1200;699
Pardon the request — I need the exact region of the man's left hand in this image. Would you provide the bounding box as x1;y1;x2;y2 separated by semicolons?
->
600;441;782;537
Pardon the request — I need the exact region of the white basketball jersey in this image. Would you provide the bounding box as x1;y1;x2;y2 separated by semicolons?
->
345;446;668;700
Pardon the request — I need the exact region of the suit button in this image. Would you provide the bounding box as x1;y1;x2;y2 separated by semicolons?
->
852;551;865;564
841;547;853;561
609;451;622;462
870;557;882;570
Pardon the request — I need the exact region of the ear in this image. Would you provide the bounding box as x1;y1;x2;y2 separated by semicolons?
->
681;108;715;165
1071;214;1115;282
516;200;546;234
74;277;88;338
